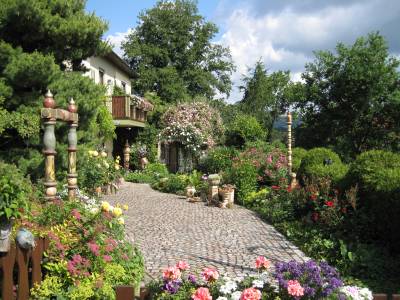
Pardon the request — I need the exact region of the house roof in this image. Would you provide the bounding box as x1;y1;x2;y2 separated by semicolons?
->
104;51;135;78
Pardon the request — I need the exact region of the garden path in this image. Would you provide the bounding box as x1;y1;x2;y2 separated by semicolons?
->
103;183;308;280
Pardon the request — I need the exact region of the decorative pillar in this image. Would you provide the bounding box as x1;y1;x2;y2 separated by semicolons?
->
42;90;57;201
287;111;293;182
67;98;78;200
123;140;130;170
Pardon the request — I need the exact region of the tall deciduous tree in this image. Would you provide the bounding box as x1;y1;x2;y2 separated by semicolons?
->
123;0;235;103
0;0;114;179
239;61;292;138
296;33;400;159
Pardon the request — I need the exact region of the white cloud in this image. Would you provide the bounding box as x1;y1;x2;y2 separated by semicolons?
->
106;29;133;56
216;0;400;103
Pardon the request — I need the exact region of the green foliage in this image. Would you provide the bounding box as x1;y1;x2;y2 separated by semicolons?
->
227;161;258;203
239;60;293;137
226;114;266;148
0;0;112;179
198;146;239;174
296;33;400;158
292;147;308;173
0;161;31;219
298;148;348;184
122;0;234;102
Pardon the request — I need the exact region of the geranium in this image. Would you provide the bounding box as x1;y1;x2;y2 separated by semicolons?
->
176;261;190;271
162;266;181;281
255;256;270;270
201;267;219;282
240;287;261;300
192;287;212;300
287;280;304;297
325;201;334;207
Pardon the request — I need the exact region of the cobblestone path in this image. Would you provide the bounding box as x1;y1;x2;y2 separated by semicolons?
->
103;183;308;280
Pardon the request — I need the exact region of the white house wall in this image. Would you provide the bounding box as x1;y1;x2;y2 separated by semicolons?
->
82;56;132;96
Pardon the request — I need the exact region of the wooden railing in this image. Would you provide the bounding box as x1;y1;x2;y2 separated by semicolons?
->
111;96;147;122
0;238;49;300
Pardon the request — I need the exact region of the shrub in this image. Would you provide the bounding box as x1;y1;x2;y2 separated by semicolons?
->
298;147;348;184
198;146;238;174
292;147;307;173
227;161;258;203
347;150;400;251
155;174;187;194
0;161;32;220
226;114;266;147
125;163;169;185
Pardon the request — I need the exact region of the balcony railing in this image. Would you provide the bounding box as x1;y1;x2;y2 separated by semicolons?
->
111;95;152;123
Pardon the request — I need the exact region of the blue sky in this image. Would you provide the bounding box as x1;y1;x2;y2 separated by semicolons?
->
86;0;400;103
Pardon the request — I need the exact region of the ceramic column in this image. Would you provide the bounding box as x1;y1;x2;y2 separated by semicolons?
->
123;140;130;170
287;112;293;178
42;91;57;201
67;98;78;200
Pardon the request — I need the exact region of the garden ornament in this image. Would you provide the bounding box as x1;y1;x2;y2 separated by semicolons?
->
323;158;333;166
16;228;35;249
0;219;12;252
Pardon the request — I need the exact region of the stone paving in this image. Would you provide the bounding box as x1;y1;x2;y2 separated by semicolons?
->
103;183;308;280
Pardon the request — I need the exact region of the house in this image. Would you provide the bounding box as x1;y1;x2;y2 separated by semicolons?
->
82;51;153;164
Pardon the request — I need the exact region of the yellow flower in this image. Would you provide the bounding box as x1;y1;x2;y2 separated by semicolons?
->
101;201;110;212
103;161;109;169
115;164;120;170
92;151;99;157
112;207;123;217
122;204;129;211
101;151;107;158
117;217;124;225
88;150;94;156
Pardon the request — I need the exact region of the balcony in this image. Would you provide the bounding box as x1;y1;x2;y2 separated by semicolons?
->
111;95;153;128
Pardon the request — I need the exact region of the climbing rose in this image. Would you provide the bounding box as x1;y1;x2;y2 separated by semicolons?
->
255;256;270;270
325;201;334;207
162;266;181;281
287;280;304;297
192;287;212;300
201;267;219;282
176;261;190;271
240;288;261;300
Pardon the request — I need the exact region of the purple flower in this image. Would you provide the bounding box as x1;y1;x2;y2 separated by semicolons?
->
188;274;196;284
163;280;182;294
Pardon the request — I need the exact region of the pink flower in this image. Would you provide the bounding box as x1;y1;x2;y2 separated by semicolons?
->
176;261;190;271
87;241;100;256
240;287;262;300
201;267;219;282
287;280;304;297
103;255;112;262
162;266;181;280
192;287;212;300
255;256;271;270
71;209;81;220
266;155;273;164
121;253;129;261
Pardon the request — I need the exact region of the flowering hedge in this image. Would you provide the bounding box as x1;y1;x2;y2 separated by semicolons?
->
147;256;372;300
159;102;224;153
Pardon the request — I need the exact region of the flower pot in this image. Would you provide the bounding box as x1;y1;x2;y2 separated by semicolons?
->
186;186;196;198
219;185;235;208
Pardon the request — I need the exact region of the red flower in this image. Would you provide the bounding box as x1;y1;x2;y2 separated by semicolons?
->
325;201;334;207
271;185;280;190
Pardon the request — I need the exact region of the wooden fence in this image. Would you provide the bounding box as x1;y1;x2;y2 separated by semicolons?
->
1;238;399;299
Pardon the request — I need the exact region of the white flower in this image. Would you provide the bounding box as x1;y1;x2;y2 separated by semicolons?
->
90;207;99;214
233;276;244;283
252;279;264;288
259;271;269;283
219;281;237;294
231;291;242;300
216;297;228;300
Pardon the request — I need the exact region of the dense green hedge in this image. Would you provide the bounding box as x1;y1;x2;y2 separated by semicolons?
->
198;146;238;174
292;147;307;173
347;150;400;251
298;147;348;184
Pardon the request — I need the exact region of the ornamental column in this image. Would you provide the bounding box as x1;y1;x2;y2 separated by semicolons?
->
42;90;57;201
287;112;293;176
67;98;78;200
123;140;130;170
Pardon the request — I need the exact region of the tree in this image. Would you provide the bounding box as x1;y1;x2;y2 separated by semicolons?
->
296;33;400;159
0;0;114;179
122;0;235;103
239;61;292;139
225;114;266;148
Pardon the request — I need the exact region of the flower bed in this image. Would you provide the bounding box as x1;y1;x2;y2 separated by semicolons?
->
147;256;372;300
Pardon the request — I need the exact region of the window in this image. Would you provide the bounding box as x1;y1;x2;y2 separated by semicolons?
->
99;68;105;85
121;81;126;93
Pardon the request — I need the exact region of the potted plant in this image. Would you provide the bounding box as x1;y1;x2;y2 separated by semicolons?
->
219;184;235;208
137;145;149;170
207;174;221;186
